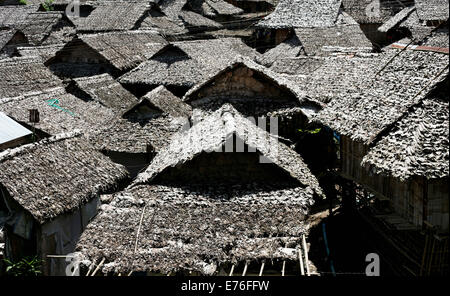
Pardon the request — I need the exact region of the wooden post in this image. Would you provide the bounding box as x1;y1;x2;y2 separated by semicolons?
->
281;261;286;276
302;234;310;276
259;261;265;276
229;264;235;276
91;257;105;276
420;234;429;276
242;262;248;276
85;258;97;276
298;247;305;276
134;205;147;253
427;237;436;276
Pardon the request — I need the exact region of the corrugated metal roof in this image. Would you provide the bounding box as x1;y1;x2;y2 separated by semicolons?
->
0;112;32;145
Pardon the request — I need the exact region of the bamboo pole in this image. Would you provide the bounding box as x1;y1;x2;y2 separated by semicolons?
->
242;262;248;276
420;233;429;276
259;261;265;276
134;205;147;253
302;234;310;276
281;261;286;276
298;247;305;276
86;258;97;276
91;257;105;276
229;264;235;276
427;237;436;276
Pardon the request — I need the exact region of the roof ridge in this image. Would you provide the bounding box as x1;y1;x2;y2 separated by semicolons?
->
0;130;83;163
0;87;66;104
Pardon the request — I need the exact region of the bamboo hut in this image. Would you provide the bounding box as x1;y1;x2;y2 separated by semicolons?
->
0;131;129;275
74;104;323;276
312;46;449;273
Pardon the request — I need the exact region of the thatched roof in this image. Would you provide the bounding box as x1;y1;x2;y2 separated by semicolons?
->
133;103;323;196
76;1;151;32
204;0;244;16
362;76;449;180
378;5;416;33
190;0;218;18
421;26;449;48
182;58;312;106
178;10;223;29
293;16;373;56
119;38;260;88
0;56;63;99
142;0;223;32
0;87;116;136
16;11;75;46
312;48;449;143
75;31;166;71
0;28;26;53
71;73;139;113
160;0;188;20
341;0;409;24
0;5;38;28
257;0;343;29
139;8;188;35
270;53;385;105
0;131;129;224
257;34;304;67
16;43;65;63
257;3;371;56
88;116;188;153
124;85;192;118
415;0;449;21
75;182;314;275
381;7;435;42
382;7;449;47
377;5;447;48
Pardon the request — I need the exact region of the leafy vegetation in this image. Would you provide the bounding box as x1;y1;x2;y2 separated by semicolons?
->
297;127;322;134
3;256;42;276
42;0;55;11
18;0;28;5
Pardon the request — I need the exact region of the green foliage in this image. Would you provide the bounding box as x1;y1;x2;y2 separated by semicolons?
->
3;256;42;276
18;0;28;5
42;0;54;11
297;127;322;135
